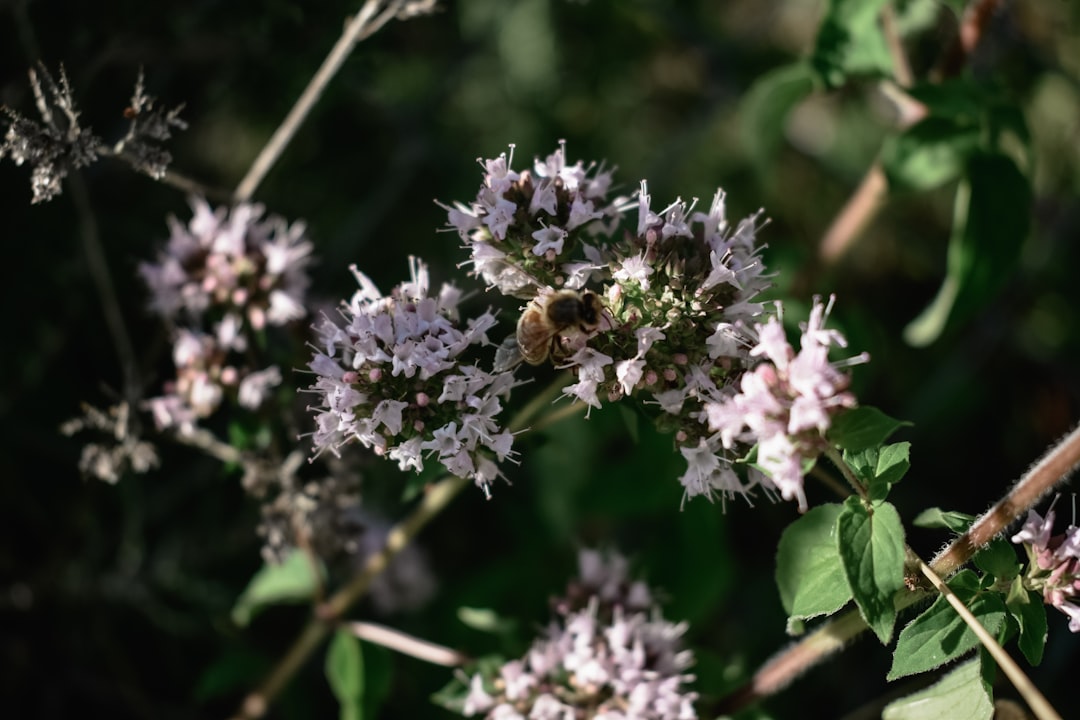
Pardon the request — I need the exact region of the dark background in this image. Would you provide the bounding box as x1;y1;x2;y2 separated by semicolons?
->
3;0;1079;718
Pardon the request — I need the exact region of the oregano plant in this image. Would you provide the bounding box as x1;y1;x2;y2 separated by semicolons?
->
6;1;1080;719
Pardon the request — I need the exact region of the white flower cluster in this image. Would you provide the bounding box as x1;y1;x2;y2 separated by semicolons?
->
440;143;871;510
306;258;518;496
140;198;310;431
554;181;771;408
459;550;698;720
443;141;623;297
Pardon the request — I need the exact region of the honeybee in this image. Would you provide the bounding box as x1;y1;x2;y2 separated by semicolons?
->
494;288;605;371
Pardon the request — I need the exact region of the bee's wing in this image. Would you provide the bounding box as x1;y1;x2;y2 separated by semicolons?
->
492;333;525;372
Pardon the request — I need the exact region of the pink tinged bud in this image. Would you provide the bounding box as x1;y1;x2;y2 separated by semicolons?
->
413;420;424;432
673;353;688;365
663;368;677;382
369;368;382;382
756;363;780;386
416;392;430;407
676;430;687;442
232;288;248;306
645;370;658;385
249;306;266;330
220;366;239;385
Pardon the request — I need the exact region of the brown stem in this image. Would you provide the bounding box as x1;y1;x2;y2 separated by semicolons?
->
819;164;889;264
931;424;1080;577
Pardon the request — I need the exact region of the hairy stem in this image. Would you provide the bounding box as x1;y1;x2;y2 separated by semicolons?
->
823;445;868;500
931;424;1080;577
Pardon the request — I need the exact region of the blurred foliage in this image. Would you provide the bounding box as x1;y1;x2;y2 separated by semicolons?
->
2;0;1080;718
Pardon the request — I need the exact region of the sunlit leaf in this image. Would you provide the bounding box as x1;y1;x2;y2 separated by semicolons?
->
1006;580;1047;666
972;537;1019;581
843;442;910;501
882;657;992;720
889;570;1007;679
740;62;817;173
904;152;1031;346
810;0;893;87
325;629;364;720
912;508;974;533
837;498;905;643
776;503;851;622
829;406;911;452
231;550;323;627
882;117;979;191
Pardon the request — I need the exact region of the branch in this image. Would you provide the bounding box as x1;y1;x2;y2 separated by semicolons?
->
232;0;421;203
716;423;1080;714
228;473;469;720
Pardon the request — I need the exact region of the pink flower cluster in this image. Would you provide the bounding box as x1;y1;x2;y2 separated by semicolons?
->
1012;508;1080;632
139;197;311;328
704;297;865;511
140;198;311;431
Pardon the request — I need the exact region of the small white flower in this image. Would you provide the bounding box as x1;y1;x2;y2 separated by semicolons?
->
237;366;281;409
532;225;567;256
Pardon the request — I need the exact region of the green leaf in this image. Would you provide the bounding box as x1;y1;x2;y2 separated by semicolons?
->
907;79;993;123
888;570;1008;680
874;442;911;486
458;606;519;636
904;151;1031;346
1006;580;1047;666
231;550;323;626
326;630;364;720
836;499;906;643
194;648;267;701
843;442;911;501
893;0;949;36
810;0;893;88
829;406;911;452
882;657;993;720
935;0;968;19
972;537;1019;581
739;62;817;172
776;503;852;622
912;508;974;533
882;117;980;191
